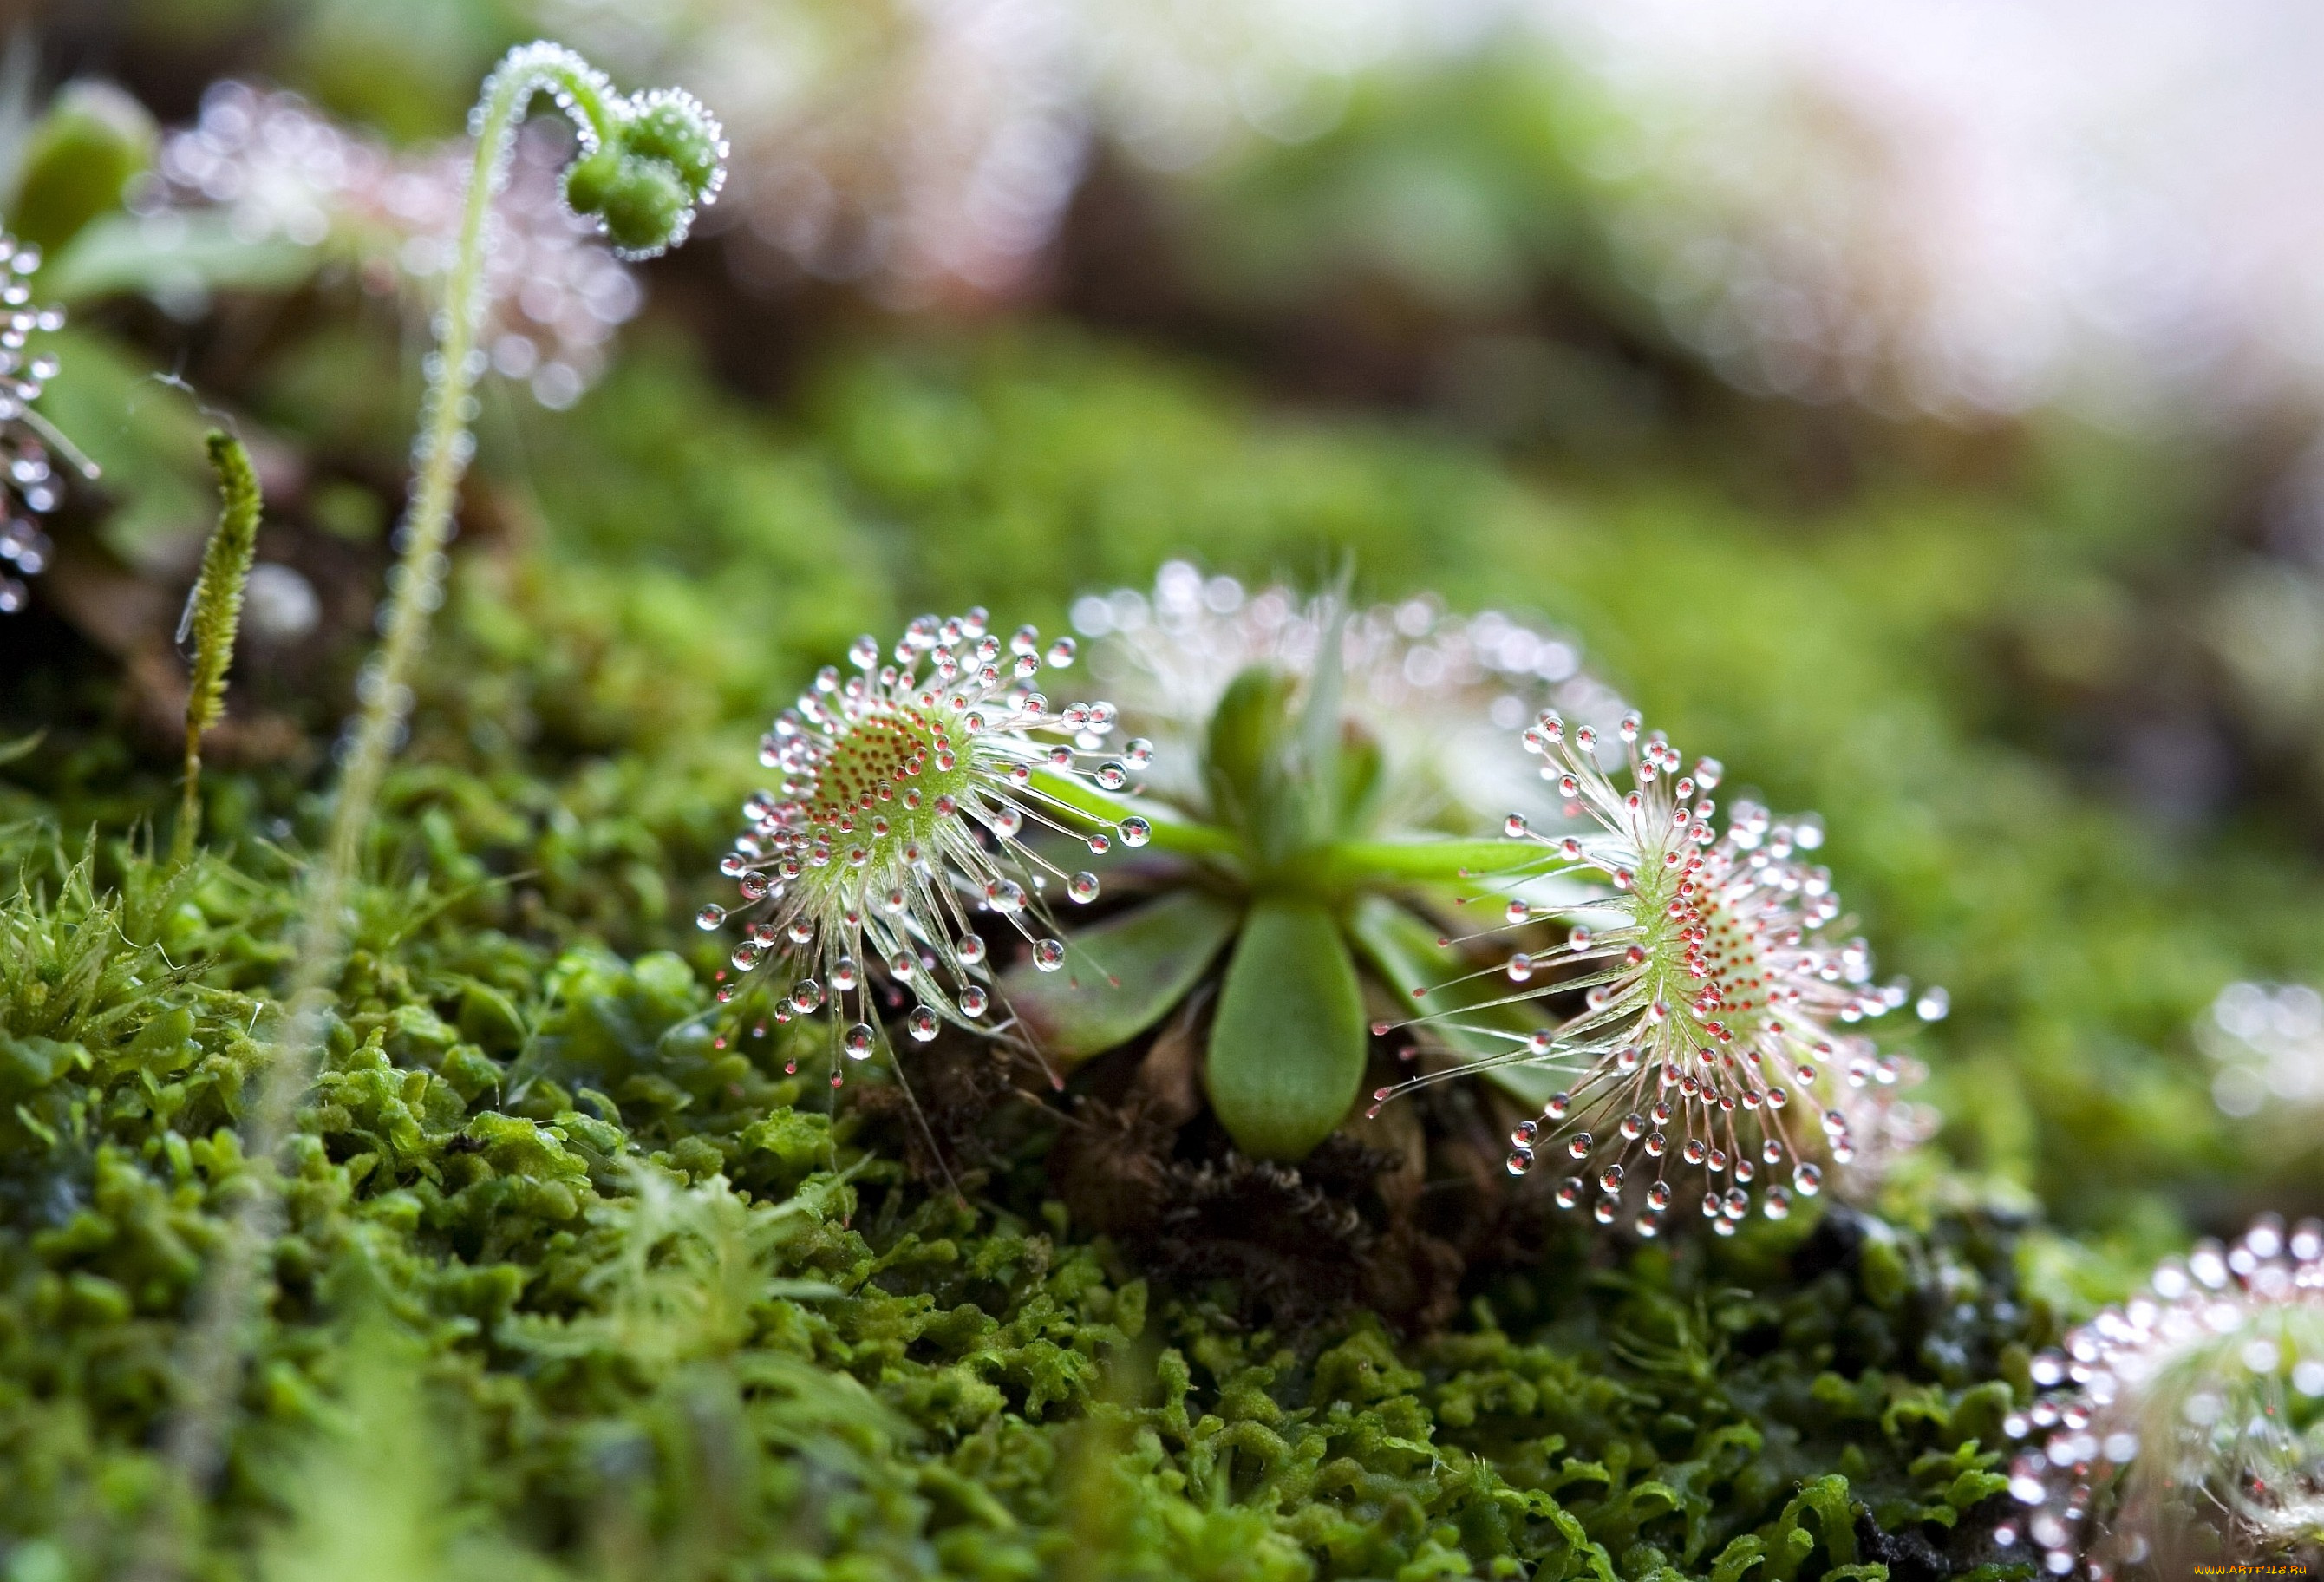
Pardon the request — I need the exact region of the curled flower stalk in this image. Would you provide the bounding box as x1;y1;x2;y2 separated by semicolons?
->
704;610;1152;1084
1372;709;1941;1236
2003;1216;2324;1577
142;44;724;1569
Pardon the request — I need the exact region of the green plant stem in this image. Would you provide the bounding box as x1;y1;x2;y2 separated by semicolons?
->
139;50;624;1580
1026;767;1245;866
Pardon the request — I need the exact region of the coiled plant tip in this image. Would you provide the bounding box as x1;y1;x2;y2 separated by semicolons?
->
173;431;259;866
136;44;724;1581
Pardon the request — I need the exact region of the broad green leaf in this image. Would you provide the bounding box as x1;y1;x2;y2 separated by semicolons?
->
1345;894;1564;1110
1205;896;1367;1160
1003;890;1244;1062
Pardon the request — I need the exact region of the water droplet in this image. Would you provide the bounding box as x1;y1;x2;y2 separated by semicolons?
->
832;957;859;992
1124;738;1154;769
960;985;989;1017
1555;1177;1583;1208
1046;637;1076;666
1916;986;1950;1021
908;1007;939;1042
1506;1147;1534;1176
1505;814;1529;838
791;979;824;1013
987;881;1025;913
1119;816;1152;847
1033;938;1067;971
1505;953;1532;982
1793;1162;1822;1196
990;805;1023;839
730;943;762;971
1095;762;1129;790
844;1023;876;1059
1764;1186;1792;1219
957;933;988;965
849;635;880;669
1565;1133;1593;1160
1068;872;1100;904
696;904;728;930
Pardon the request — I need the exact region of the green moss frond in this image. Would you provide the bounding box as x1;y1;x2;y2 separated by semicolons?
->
173;430;260;863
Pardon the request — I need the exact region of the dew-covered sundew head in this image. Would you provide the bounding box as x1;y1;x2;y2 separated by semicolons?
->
703;610;1152;1082
0;232;69;617
1373;708;1942;1238
2004;1215;2324;1578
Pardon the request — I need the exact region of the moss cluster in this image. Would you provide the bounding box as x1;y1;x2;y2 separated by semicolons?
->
0;823;2040;1580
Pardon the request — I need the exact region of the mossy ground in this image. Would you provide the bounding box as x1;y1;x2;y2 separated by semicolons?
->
1;314;2314;1579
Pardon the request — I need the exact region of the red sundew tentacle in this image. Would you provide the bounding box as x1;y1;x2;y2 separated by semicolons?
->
1382;709;1942;1235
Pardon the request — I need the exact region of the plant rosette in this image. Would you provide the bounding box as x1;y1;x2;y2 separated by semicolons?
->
1006;567;1944;1242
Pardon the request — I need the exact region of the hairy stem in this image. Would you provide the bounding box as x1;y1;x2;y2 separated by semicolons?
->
138;49;626;1578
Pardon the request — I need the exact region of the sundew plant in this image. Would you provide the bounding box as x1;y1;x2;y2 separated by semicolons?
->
8;13;2324;1582
1374;709;1945;1234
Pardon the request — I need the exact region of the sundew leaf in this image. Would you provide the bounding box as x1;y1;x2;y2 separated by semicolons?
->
1346;892;1564;1111
1205;895;1367;1160
1004;889;1244;1062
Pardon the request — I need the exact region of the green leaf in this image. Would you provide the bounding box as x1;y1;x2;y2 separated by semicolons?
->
9;82;155;256
1344;893;1564;1111
1004;890;1244;1062
1205;896;1368;1160
1205;664;1299;849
